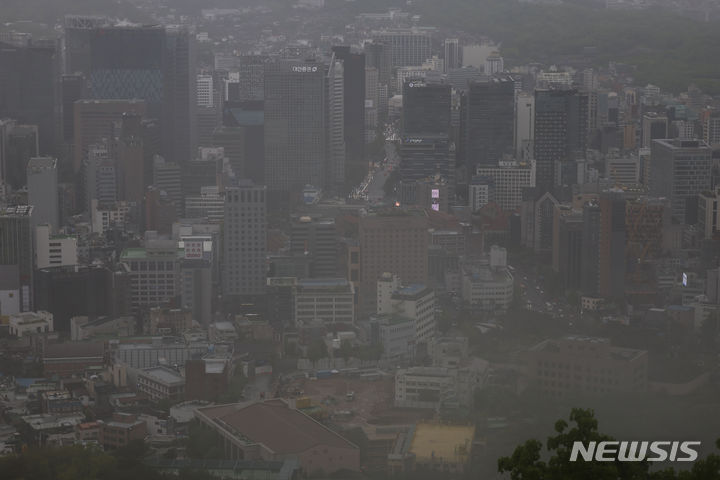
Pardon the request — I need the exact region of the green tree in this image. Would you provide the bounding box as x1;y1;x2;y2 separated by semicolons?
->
499;408;720;479
307;338;328;363
499;408;650;479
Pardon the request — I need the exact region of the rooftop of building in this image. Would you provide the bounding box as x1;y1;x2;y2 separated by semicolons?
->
120;247;184;260
297;277;351;289
43;342;104;360
140;366;185;386
530;336;646;362
196;399;358;454
393;284;432;300
397;366;453;378
652;138;711;149
27;156;57;170
409;423;475;463
1;205;33;217
9;312;51;324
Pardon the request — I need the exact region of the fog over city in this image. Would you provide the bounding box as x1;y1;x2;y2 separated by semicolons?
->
1;0;720;479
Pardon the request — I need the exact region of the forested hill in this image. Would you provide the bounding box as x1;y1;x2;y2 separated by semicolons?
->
415;0;720;94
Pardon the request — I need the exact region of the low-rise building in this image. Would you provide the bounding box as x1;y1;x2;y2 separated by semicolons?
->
150;308;193;335
372;313;416;361
43;342;105;377
137;366;185;402
295;278;355;325
35;224;78;269
377;276;436;351
461;246;513;312
209;321;238;343
194;399;360;474
99;413;147;449
394;367;455;409
526;335;648;397
41;390;83;415
9;311;53;337
70;315;136;341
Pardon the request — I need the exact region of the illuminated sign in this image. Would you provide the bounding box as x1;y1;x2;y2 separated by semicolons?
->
431;204;440;211
292;65;319;73
682;272;688;287
431;189;440;199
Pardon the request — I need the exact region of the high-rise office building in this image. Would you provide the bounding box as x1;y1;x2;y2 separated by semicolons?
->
476;159;536;211
402;79;451;136
0;40;57;155
515;92;535;159
0;206;34;313
27;157;59;231
73;99;146;174
642;113;668;148
358;210;429;315
484;52;504;74
703;111;720;147
371;29;432;67
85;25;165;119
398;135;453;184
443;39;462;73
598;191;626;299
116;113;145;205
35;224;78;270
120;242;180;313
222;182;267;298
649;139;712;224
364;41;392;89
84;142;117;213
60;73;85;147
326;53;346;194
290;215;338;278
221;100;265;184
332;46;366;188
223;55;265;101
69;22;196;165
264;59;326;197
0;121;39;190
152;155;183;217
464;75;516;171
553;207;583;289
197;74;215;108
164;25;197;165
698;187;720;240
581;201;601;296
534;89;589;192
63;15;109;74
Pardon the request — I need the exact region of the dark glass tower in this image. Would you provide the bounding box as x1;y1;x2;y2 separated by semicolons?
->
463;75;516;172
264;59;326;198
0;40;57;155
534;88;589;192
402;79;451;136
